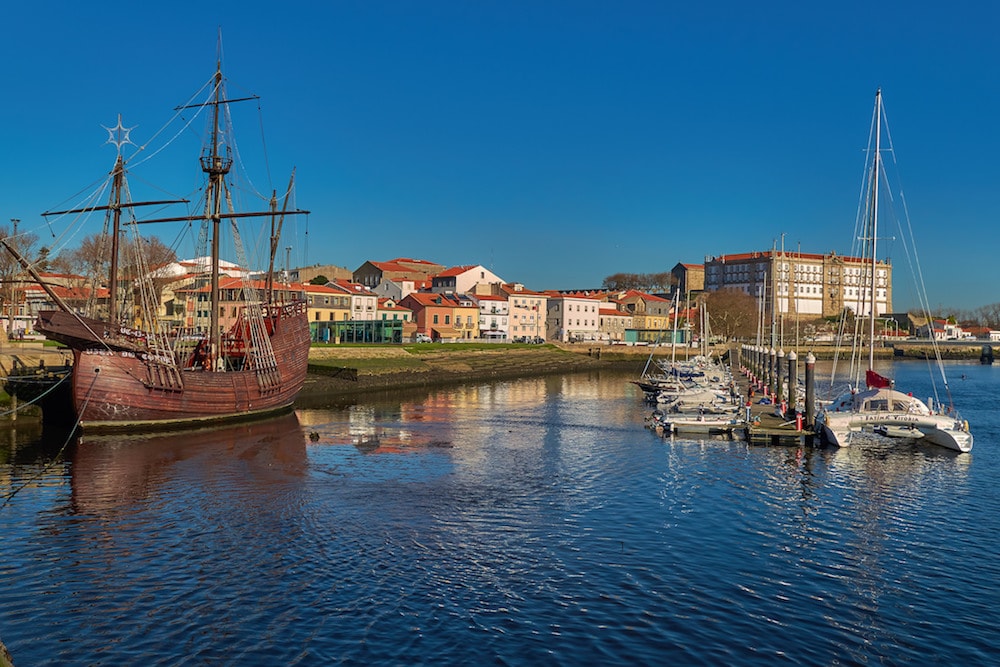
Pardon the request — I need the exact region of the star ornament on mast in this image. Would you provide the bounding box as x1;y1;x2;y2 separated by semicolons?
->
103;114;136;155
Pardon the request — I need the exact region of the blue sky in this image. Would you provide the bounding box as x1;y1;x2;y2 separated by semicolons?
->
1;1;997;311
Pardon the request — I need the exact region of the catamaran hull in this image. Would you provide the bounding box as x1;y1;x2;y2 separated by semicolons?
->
819;412;973;453
66;312;310;431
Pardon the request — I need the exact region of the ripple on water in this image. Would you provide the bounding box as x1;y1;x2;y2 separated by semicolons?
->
1;369;999;664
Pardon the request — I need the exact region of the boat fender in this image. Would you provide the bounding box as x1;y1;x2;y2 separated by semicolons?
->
963;420;969;432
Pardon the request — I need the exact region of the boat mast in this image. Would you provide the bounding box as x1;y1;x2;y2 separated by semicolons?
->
265;170;295;304
202;62;232;367
108;155;124;327
869;89;882;372
670;290;680;366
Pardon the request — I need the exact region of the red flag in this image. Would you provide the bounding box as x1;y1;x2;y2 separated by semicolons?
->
866;369;892;389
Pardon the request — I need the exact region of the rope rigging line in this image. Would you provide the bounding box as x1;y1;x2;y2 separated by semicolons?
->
128;72;216;171
225;194;279;376
0;369;71;418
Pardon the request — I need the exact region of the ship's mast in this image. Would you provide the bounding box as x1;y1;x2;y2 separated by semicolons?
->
265;170;296;303
201;62;232;368
108;155;124;327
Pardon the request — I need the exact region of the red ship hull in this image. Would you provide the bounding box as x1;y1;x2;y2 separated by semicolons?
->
51;304;310;431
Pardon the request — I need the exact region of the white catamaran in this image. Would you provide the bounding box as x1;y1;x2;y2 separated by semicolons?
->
814;89;972;453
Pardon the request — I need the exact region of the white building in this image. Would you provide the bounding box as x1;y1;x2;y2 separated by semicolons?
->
704;250;892;319
372;278;426;302
475;294;509;341
331;279;378;321
545;293;603;343
499;284;548;342
431;265;505;295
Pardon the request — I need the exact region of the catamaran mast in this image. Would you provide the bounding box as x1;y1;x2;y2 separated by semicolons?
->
869;89;882;372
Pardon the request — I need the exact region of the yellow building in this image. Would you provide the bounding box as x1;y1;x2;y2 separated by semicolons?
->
617;290;673;333
303;283;352;324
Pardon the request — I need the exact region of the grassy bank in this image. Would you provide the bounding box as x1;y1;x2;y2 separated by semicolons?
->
301;342;644;401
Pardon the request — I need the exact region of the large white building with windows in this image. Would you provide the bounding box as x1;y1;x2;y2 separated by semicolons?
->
474;294;509;341
498;284;548;342
544;292;604;343
703;250;892;319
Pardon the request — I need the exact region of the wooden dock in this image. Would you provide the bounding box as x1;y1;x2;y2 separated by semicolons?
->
642;351;820;447
736;367;817;447
745;409;814;446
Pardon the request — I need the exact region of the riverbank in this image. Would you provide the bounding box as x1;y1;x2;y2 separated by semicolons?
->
0;339;987;417
300;342;647;403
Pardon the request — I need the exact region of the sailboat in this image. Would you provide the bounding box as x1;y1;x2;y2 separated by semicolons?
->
2;59;311;431
815;89;972;452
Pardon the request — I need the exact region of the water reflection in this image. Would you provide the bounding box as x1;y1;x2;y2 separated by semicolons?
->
70;412;307;514
0;419;60;465
1;366;997;665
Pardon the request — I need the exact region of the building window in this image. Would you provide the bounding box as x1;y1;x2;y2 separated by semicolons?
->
433;314;439;324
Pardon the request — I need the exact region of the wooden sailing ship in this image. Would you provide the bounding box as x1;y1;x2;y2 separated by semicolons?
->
3;60;310;430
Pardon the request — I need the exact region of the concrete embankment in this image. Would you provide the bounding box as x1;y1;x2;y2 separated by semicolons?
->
300;343;650;402
1;339;983;416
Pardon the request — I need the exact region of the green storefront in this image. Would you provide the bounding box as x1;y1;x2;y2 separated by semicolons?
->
311;320;404;344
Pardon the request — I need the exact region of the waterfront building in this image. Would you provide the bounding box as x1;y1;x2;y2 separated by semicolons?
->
377;298;415;341
303;283;352;341
497;283;548;342
15;272;101;336
616;290;672;343
916;318;970;341
544;292;603;342
376;298;413;325
352;258;445;290
474;294;509;341
448;293;480;340
703;249;892;319
371;277;430;302
399;292;478;341
289;263;352;284
599;305;632;342
671;262;705;298
329;279;379;321
174;278;305;333
431;265;505;295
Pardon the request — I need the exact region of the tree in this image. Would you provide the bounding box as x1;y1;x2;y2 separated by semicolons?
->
56;233;111;279
602;273;639;291
120;236;177;281
704;288;758;341
602;271;676;293
53;232;177;320
56;232;176;280
310;275;329;285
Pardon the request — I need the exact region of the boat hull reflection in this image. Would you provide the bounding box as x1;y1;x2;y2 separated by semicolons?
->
71;412;307;513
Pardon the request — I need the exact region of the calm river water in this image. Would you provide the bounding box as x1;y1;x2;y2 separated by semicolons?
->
1;360;998;665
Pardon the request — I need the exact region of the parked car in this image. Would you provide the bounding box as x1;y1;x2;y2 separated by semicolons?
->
414;333;432;343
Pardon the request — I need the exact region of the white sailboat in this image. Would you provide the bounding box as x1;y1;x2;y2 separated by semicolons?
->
815;89;972;453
